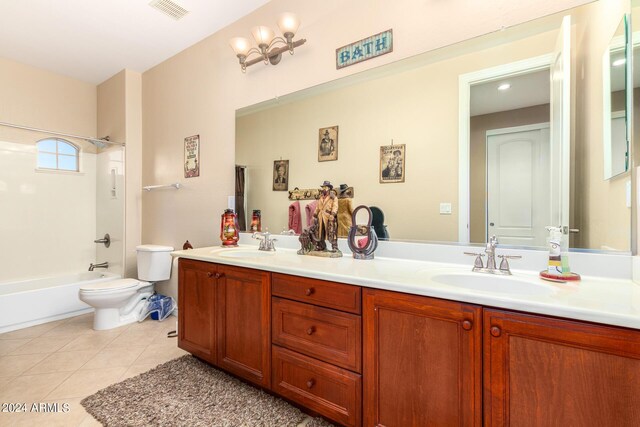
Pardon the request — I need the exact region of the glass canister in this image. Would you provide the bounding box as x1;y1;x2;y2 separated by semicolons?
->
220;209;239;247
250;209;262;232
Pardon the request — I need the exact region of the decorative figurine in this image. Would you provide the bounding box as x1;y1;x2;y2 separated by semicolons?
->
220;209;240;247
297;181;342;258
347;205;378;259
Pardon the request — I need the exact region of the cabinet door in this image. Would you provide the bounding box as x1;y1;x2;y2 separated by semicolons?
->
217;265;271;387
484;309;640;426
363;289;482;427
178;258;217;363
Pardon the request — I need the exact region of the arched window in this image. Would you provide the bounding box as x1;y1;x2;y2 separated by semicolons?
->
36;138;79;172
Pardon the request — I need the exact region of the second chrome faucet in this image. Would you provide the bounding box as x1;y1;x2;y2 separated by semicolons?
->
464;235;521;275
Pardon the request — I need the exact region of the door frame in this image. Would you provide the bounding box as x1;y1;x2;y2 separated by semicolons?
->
485;122;551;244
458;54;553;243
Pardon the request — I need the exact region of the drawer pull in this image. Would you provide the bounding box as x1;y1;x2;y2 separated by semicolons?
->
306;379;315;389
490;326;502;337
305;287;315;296
462;320;473;331
306;326;316;335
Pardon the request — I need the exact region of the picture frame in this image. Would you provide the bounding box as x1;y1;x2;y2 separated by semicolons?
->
379;144;405;183
184;135;200;178
318;126;339;162
273;160;289;191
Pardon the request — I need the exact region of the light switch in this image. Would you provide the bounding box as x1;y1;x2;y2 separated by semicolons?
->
440;203;452;215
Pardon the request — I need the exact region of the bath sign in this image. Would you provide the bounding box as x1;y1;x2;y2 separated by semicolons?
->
184;135;200;178
336;29;393;69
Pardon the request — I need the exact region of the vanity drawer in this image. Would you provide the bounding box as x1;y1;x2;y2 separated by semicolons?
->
272;297;362;372
272;273;361;314
272;346;361;427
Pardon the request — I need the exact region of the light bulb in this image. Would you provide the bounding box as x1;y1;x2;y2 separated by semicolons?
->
251;26;276;46
278;13;300;37
229;37;251;56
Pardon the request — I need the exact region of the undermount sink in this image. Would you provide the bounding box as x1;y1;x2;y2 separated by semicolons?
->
214;249;276;258
430;273;555;296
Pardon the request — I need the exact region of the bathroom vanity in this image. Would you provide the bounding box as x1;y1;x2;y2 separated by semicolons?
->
173;246;640;427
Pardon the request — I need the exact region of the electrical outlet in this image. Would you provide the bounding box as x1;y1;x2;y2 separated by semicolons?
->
440;203;452;215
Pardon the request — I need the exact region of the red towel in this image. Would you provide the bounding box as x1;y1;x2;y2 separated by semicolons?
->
305;200;318;228
289;201;302;234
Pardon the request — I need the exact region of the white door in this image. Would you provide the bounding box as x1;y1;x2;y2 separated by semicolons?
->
487;125;551;247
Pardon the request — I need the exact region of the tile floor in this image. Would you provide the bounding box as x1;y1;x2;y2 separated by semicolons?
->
0;314;186;426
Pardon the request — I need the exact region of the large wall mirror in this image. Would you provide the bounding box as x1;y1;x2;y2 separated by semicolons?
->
236;0;633;254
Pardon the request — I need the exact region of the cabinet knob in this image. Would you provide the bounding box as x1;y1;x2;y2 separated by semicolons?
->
306;379;315;389
306;326;316;335
490;326;502;337
462;320;473;331
215;272;224;279
305;287;315;296
207;272;214;278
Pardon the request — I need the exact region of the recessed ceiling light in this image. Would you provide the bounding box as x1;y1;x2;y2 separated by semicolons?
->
613;58;626;67
497;83;511;91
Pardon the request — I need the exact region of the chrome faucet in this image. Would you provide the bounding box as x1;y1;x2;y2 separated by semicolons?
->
464;235;521;275
252;231;277;251
485;235;498;270
89;262;109;271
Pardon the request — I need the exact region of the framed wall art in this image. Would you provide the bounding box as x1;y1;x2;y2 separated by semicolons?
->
379;144;405;183
318;126;338;162
273;159;289;191
184;135;200;178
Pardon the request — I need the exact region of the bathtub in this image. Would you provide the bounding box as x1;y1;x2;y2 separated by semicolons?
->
0;271;120;334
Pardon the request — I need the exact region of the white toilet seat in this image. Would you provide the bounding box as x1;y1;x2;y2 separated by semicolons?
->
80;278;148;294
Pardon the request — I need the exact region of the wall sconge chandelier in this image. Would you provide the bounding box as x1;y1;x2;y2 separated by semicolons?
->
229;13;306;72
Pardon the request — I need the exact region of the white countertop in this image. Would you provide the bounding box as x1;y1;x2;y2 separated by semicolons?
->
171;245;640;330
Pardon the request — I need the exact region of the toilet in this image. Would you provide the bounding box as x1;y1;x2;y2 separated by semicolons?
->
79;244;174;330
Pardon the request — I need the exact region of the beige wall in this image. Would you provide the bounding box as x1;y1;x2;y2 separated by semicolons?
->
572;0;630;251
142;0;592;299
469;104;551;243
0;56;96;150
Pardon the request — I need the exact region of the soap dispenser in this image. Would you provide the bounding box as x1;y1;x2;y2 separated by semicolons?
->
539;226;580;282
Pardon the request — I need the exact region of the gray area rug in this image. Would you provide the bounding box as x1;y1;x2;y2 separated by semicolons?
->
81;355;335;427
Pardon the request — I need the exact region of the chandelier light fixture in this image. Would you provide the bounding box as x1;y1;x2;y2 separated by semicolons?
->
229;13;306;72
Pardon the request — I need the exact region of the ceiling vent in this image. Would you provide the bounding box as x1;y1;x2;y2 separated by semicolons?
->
149;0;189;20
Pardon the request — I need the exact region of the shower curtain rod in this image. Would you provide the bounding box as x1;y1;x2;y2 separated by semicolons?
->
0;121;126;147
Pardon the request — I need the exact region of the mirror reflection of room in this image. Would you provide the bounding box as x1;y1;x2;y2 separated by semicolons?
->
236;0;631;253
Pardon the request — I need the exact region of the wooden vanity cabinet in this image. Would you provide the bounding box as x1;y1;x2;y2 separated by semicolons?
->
363;288;483;427
483;309;640;427
178;259;271;387
216;264;271;387
178;258;217;363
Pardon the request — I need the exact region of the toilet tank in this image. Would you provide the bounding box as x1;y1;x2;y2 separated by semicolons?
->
136;245;174;281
